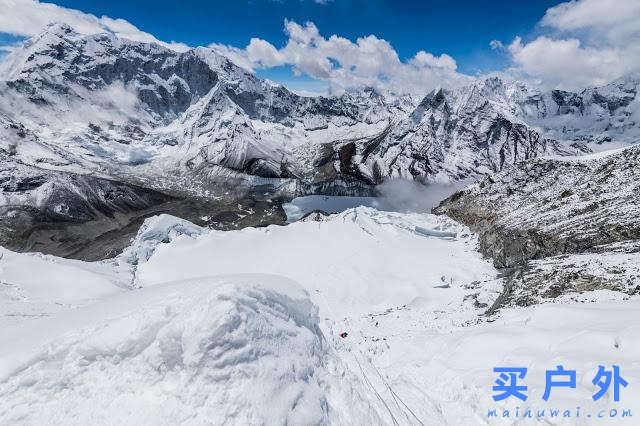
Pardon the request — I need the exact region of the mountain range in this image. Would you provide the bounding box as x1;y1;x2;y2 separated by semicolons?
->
1;23;639;258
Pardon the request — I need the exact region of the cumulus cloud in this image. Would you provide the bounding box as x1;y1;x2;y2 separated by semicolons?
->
207;43;255;71
0;0;189;52
507;36;625;89
0;2;468;95
499;0;640;90
210;20;471;95
541;0;640;40
410;51;457;71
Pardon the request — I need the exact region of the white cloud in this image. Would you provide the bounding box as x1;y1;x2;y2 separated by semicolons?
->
210;19;470;95
8;0;634;95
1;2;468;95
507;36;627;89
0;0;189;51
410;51;457;71
500;0;640;90
541;0;640;40
489;40;504;51
246;38;285;68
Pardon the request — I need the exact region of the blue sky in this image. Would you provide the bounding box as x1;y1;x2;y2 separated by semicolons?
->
1;0;638;93
43;0;565;76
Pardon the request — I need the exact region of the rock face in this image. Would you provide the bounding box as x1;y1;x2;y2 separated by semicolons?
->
1;24;639;258
434;145;640;267
434;145;640;307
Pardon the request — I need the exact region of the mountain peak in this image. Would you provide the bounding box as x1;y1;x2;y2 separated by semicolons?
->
25;21;90;51
42;22;77;36
416;87;448;110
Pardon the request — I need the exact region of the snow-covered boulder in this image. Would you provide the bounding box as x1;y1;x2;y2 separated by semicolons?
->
119;214;205;266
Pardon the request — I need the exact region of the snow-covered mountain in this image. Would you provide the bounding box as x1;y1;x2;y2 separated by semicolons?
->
516;73;640;145
0;23;411;193
5;24;638;190
1;24;639;258
2;15;640;426
351;81;569;183
363;73;640;181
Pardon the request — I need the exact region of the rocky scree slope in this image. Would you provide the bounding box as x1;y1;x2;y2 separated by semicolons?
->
434;145;640;308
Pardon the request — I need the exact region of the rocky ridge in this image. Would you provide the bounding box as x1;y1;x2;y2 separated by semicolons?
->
434;145;640;308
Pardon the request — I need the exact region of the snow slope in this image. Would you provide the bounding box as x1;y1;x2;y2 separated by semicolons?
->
134;208;500;318
341;296;640;424
1;208;638;424
0;274;387;425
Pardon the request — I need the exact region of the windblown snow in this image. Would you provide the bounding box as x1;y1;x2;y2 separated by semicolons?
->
1;208;638;425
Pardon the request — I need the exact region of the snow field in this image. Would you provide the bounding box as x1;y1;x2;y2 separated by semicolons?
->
1;208;638;424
